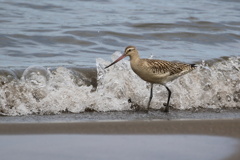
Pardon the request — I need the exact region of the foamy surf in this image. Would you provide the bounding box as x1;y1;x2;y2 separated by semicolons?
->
0;52;239;116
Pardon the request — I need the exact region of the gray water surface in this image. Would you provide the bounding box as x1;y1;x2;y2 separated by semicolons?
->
0;135;239;160
0;0;240;68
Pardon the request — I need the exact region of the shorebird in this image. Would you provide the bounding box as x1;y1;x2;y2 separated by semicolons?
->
105;46;196;112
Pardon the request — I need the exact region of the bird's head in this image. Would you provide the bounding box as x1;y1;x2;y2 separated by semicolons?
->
105;46;138;69
124;46;137;57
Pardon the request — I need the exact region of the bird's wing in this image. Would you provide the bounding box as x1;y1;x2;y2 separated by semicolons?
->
144;59;195;75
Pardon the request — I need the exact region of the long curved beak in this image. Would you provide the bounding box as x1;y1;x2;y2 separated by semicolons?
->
105;54;127;69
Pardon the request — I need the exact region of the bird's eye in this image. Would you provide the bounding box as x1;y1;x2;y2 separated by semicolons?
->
128;49;132;52
125;48;134;54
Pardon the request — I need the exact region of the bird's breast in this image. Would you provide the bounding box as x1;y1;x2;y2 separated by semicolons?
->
130;59;170;84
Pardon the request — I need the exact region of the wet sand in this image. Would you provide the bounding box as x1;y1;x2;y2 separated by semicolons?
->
0;119;239;138
1;109;240;137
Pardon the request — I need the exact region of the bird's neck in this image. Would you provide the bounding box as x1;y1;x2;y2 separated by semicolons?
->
129;52;140;62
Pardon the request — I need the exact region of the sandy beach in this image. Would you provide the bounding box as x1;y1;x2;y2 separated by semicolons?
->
1;109;240;137
0;119;239;137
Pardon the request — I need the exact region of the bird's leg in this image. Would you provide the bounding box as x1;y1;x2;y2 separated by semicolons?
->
164;85;171;113
147;83;153;111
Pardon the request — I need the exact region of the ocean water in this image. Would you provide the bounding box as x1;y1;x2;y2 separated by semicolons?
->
0;0;240;116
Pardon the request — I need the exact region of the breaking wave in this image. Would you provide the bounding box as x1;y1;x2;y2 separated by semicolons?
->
0;52;239;116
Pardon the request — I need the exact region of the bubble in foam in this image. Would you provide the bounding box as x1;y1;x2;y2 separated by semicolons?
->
22;66;50;87
0;69;17;86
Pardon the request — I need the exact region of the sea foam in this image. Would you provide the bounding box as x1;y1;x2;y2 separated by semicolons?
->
0;52;239;116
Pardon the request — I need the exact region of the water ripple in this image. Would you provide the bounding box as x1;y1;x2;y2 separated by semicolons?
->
0;0;240;67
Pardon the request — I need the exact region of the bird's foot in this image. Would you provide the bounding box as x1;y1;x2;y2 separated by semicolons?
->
162;103;171;113
164;107;169;113
160;107;169;113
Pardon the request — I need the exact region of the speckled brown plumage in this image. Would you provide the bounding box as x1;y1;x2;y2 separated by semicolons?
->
144;59;195;75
